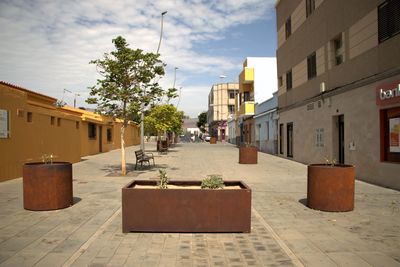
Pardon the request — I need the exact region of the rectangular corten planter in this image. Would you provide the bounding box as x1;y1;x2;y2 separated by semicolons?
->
122;180;251;233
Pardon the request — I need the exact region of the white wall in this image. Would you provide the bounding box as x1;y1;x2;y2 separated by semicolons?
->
246;57;278;104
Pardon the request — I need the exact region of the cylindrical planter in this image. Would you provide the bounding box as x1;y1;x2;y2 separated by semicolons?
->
307;164;355;212
210;137;217;144
239;146;258;164
23;162;73;211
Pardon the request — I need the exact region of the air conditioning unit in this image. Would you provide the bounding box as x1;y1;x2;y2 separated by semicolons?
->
320;82;326;93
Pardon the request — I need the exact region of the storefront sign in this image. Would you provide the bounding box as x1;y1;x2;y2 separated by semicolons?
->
0;109;9;138
376;81;400;106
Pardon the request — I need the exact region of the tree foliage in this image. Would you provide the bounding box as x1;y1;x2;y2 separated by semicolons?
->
197;111;207;133
87;36;165;122
87;36;166;175
144;104;184;136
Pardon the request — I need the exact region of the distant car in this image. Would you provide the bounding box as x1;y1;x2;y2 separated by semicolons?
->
205;136;211;142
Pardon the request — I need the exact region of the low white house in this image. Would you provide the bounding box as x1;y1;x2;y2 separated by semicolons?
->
254;92;278;154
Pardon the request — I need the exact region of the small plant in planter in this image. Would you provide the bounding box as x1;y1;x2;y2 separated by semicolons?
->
201;174;224;189
307;156;355;212
23;154;73;211
157;169;169;189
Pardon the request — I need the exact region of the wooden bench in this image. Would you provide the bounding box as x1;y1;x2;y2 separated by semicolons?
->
134;150;155;170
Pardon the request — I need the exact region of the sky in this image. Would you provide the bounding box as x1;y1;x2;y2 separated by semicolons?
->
0;0;278;118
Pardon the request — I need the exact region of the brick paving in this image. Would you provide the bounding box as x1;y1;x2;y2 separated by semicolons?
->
0;142;399;266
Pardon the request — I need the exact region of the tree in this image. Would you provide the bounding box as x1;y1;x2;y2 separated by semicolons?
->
144;104;184;139
197;111;207;133
87;36;165;175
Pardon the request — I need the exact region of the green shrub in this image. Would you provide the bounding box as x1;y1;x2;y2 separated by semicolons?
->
157;169;169;189
201;175;224;189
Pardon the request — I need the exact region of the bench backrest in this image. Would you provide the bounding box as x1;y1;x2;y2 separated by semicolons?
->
135;150;144;158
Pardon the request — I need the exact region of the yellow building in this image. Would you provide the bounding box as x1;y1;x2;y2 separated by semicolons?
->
0;81;140;182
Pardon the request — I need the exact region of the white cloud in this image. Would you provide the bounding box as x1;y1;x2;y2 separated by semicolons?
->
0;0;275;117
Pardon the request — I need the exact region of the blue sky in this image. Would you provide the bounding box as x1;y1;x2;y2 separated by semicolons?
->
0;0;277;117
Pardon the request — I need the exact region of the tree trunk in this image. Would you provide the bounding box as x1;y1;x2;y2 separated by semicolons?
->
121;125;126;176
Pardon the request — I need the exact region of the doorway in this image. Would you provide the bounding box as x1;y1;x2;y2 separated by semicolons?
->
338;115;344;164
287;122;293;157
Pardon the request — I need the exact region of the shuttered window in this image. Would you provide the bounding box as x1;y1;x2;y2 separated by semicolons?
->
378;0;400;43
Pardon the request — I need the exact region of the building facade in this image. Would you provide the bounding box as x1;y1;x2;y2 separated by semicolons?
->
207;83;239;141
254;92;279;154
276;0;400;189
0;81;140;182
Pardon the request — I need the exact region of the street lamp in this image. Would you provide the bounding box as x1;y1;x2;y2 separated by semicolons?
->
141;10;167;151
176;86;183;109
62;89;80;108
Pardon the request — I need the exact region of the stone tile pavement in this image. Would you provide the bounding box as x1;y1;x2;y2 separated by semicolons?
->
0;142;399;266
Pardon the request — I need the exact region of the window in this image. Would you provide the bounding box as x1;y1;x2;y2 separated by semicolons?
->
279;123;284;154
51;116;55;125
307;52;317;80
228;105;235;114
286;70;292;90
306;0;315;17
57;118;61;127
316;128;324;147
0;109;10;138
287;122;293;157
333;35;344;65
228;90;236;99
380;107;400;162
266;121;270;140
76;121;80;129
378;0;400;43
285;17;292;39
88;123;96;139
27;112;32;123
278;76;283;87
107;128;113;142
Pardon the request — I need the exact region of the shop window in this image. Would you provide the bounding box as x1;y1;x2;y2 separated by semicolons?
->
88;123;97;139
286;70;292;90
51;116;55;125
27;112;32;123
307;52;317;80
57;118;61;126
285;16;291;39
107;128;113;142
0;109;10;138
381;107;400;162
306;0;315;18
378;0;400;43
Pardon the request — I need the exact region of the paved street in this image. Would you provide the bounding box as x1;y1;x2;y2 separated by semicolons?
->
0;142;399;266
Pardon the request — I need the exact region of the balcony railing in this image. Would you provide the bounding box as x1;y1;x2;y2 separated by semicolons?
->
239;67;254;85
239;101;255;117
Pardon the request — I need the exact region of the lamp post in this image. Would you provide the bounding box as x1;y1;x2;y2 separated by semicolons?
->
173;67;178;89
73;93;80;108
176;86;183;109
140;10;167;151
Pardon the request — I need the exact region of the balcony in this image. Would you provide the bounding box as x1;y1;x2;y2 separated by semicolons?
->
239;67;254;85
239;101;255;118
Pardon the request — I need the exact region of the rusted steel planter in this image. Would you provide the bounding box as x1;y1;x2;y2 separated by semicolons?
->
157;140;169;151
239;146;258;164
122;180;251;233
307;164;355;212
210;137;217;144
23;162;73;211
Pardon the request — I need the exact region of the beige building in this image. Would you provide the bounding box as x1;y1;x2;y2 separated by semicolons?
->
0;81;139;182
275;0;400;189
207;83;239;141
